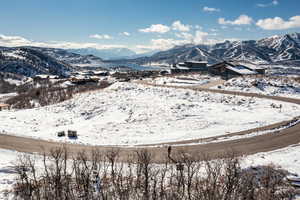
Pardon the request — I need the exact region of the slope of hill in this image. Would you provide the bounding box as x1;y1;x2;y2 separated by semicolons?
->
0;47;73;77
28;47;105;68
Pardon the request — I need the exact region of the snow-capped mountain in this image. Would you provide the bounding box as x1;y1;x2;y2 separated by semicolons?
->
0;47;73;77
257;33;300;63
68;47;137;60
118;33;300;66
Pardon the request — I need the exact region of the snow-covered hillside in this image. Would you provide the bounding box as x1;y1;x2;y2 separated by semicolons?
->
0;47;73;77
0;82;299;145
27;47;106;68
214;76;300;99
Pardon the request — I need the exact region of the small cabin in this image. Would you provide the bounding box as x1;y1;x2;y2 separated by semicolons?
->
171;61;208;73
0;103;10;111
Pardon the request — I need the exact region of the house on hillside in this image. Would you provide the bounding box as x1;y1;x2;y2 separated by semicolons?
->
93;71;109;76
185;61;208;71
33;74;59;80
171;61;208;73
69;76;99;84
0;103;10;111
234;61;266;74
209;61;258;79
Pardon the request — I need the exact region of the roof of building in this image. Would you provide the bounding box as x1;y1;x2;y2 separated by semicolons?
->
225;65;257;75
185;60;208;64
0;103;10;107
94;70;108;74
230;61;265;70
174;64;190;70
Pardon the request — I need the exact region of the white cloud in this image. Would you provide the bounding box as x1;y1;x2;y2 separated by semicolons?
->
0;34;31;45
120;32;130;36
137;30;222;52
256;15;300;30
0;34;126;50
218;15;253;25
194;31;213;44
194;25;203;30
257;0;279;7
172;20;190;32
175;32;194;40
89;34;113;39
139;24;170;33
136;38;187;51
203;6;220;12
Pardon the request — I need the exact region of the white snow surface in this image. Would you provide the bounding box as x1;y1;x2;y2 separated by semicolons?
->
3;50;26;60
148;74;220;87
1;82;299;146
214;76;300;99
0;149;19;199
244;144;300;175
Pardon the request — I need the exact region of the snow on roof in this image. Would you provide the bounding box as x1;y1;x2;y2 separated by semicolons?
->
225;65;257;75
175;64;190;70
185;61;208;64
35;74;50;78
94;70;107;73
236;62;265;70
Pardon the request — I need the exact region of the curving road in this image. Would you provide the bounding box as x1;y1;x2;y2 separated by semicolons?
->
0;81;300;163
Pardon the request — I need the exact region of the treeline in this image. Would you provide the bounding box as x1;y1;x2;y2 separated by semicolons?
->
12;147;296;200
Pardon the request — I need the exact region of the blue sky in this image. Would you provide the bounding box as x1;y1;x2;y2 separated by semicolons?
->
0;0;299;53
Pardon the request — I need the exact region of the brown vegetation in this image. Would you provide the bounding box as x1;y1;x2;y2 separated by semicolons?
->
12;147;296;200
6;80;111;109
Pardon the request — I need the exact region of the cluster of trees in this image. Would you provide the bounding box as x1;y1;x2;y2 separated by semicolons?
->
12;147;296;200
0;79;17;94
6;80;111;109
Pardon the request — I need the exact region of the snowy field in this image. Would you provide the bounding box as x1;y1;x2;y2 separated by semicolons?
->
1;82;300;146
213;76;300;99
147;74;220;87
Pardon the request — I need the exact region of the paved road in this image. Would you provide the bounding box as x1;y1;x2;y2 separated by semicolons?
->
0;81;300;162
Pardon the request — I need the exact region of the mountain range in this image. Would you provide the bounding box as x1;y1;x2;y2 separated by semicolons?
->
115;32;300;66
68;47;137;60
